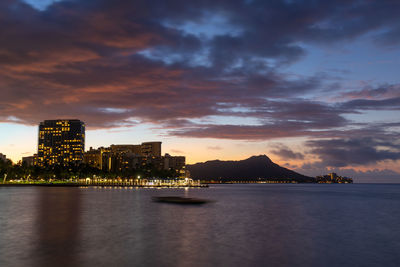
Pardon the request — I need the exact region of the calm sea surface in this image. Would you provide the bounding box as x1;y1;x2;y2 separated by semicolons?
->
0;184;399;267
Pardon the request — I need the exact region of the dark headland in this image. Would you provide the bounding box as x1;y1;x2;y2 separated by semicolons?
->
187;155;316;183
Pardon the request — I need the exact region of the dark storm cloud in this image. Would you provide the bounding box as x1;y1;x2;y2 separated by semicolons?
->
0;0;400;133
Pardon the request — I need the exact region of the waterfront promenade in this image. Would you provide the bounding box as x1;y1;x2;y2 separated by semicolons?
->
0;178;207;188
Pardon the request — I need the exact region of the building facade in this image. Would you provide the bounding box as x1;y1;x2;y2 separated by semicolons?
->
83;142;186;178
141;142;161;157
110;144;142;155
84;147;110;170
164;154;186;178
37;120;85;167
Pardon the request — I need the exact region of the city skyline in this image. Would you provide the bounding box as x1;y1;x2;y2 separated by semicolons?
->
1;0;400;182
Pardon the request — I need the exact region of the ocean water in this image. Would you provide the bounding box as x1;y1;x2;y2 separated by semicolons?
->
0;184;399;267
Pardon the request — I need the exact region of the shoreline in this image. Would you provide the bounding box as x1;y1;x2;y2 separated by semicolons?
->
0;181;354;187
0;183;208;188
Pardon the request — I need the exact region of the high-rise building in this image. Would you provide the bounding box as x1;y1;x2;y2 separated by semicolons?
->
141;142;161;157
37;120;85;167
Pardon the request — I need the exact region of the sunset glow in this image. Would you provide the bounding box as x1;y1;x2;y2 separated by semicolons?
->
1;0;400;182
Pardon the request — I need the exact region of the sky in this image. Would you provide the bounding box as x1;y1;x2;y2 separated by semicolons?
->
0;0;400;182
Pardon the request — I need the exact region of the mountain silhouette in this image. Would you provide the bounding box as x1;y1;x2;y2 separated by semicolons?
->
187;155;314;182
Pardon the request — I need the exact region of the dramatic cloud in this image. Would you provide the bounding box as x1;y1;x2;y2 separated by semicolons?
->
270;144;304;160
340;84;400;101
306;136;400;167
1;0;400;175
1;0;400;128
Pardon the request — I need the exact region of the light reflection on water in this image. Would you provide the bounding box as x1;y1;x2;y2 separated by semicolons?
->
1;184;400;267
33;188;81;267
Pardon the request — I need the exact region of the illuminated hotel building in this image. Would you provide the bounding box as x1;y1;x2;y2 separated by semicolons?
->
141;142;161;157
37;120;85;167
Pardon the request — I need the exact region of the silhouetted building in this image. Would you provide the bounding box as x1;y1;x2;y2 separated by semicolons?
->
0;153;6;162
22;154;37;166
37;120;85;167
141;142;161;157
164;153;185;169
164;153;186;178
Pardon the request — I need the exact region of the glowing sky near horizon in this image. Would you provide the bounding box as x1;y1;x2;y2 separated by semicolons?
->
1;0;400;181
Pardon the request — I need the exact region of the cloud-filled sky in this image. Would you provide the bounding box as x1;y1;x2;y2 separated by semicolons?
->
0;0;399;181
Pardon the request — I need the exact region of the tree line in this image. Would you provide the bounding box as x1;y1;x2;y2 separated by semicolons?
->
0;160;181;182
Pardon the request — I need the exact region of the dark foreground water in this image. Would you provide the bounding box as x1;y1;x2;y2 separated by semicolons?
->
0;184;399;267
